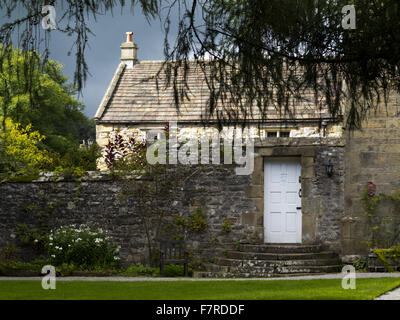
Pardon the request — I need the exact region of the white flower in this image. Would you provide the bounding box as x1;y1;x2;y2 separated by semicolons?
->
114;256;120;260
51;254;55;258
34;239;38;243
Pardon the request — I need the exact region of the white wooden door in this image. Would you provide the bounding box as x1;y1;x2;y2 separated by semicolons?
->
264;158;302;243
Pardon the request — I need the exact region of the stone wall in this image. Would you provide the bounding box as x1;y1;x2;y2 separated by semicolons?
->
343;91;400;258
0;166;256;266
0;139;346;265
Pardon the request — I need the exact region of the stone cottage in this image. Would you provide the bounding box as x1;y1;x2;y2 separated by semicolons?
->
93;32;400;275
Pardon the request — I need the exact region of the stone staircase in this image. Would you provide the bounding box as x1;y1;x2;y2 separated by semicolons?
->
194;244;343;278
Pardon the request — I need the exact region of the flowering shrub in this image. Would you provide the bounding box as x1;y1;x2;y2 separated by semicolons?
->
0;118;53;173
47;224;120;270
104;134;147;170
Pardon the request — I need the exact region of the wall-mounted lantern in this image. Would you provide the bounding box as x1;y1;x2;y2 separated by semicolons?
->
325;159;333;177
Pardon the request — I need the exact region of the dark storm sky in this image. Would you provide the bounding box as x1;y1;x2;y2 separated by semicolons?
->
49;7;173;118
1;4;178;118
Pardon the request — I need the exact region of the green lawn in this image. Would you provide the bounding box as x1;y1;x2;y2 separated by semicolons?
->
0;278;399;300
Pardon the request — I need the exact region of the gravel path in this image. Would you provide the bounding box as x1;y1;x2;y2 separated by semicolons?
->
375;286;400;300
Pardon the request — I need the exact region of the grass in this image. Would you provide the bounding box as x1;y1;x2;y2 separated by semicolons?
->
0;278;399;300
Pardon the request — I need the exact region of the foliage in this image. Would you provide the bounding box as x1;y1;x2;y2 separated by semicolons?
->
53;166;86;180
119;264;160;277
169;216;188;240
188;207;208;233
235;240;241;251
0;118;53;174
49;142;102;179
59;142;102;172
1;1;400;130
0;259;49;275
372;247;400;273
15;223;49;253
210;237;218;244
353;257;367;271
0;118;99;176
222;220;232;234
0;46;94;155
162;264;193;277
46;224;120;270
0;244;17;261
362;189;400;248
104;134;147;171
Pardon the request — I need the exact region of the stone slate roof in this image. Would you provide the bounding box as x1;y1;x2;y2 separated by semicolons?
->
94;60;334;124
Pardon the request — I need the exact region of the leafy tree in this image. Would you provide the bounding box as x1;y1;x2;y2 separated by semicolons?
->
0;46;94;154
0;0;399;129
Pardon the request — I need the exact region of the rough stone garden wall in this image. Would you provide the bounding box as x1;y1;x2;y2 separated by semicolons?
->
0;140;347;266
344;91;400;257
0;166;256;266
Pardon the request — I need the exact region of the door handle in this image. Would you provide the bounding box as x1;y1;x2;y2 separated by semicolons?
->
298;188;302;198
296;207;302;210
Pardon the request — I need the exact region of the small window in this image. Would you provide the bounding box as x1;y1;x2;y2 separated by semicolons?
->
267;131;278;138
280;131;290;138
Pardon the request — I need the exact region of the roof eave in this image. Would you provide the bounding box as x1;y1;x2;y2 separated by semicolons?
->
94;62;126;122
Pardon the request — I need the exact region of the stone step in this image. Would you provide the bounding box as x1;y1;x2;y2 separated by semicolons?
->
214;257;341;268
194;265;343;278
225;251;337;261
238;244;322;254
204;262;342;274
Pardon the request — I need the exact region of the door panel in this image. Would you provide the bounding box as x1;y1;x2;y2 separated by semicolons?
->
264;158;302;243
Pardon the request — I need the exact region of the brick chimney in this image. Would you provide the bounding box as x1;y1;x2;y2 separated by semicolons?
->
120;32;138;68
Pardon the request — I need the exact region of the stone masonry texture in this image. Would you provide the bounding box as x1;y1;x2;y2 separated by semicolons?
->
0;142;346;266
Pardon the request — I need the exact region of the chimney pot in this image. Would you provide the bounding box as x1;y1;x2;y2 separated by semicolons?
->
126;32;133;43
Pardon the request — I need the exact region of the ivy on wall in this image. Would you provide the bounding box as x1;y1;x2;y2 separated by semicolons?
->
373;247;400;272
362;189;400;249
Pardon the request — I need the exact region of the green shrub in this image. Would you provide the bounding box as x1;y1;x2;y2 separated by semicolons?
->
0;244;17;261
188;207;208;232
120;263;160;277
163;264;192;277
15;223;49;253
222;220;232;234
373;246;400;272
353;257;367;270
60;142;101;171
46;224;120;270
0;259;48;274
